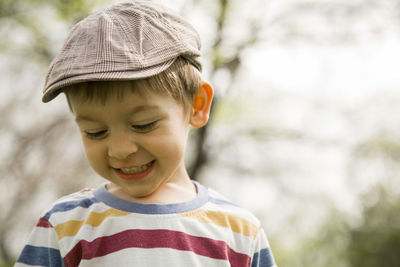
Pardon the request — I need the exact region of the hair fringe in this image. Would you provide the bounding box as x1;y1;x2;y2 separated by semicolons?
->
64;57;202;111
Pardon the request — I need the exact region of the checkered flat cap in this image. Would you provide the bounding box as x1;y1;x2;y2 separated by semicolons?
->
42;1;202;102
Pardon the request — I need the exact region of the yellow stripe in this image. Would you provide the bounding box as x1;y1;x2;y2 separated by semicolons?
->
55;208;130;240
182;210;259;239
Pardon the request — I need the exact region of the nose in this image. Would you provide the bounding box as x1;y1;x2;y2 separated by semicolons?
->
107;130;138;160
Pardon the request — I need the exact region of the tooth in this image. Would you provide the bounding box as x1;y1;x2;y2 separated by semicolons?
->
120;162;152;174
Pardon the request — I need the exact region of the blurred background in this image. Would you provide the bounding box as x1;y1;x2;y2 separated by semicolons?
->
1;0;400;266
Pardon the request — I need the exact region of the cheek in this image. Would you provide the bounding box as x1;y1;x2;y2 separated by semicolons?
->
144;128;188;161
82;139;107;171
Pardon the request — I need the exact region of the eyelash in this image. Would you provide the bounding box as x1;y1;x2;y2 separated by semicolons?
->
131;121;157;132
85;130;107;139
84;121;157;139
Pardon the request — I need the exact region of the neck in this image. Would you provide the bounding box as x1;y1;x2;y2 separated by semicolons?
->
106;177;197;204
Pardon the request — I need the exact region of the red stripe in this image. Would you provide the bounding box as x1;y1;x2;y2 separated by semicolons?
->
36;217;52;228
63;229;250;267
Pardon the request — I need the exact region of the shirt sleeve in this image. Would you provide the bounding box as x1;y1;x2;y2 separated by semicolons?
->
15;217;65;267
250;227;277;267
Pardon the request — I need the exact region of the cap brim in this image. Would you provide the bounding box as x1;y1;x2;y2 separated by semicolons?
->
42;58;175;103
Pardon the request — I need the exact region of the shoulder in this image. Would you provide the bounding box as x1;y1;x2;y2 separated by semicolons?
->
40;187;103;224
206;186;261;224
201;185;278;266
195;183;263;240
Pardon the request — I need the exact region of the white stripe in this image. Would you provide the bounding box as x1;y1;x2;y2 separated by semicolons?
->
79;247;232;267
53;190;95;205
14;263;43;267
25;227;59;249
48;202;111;225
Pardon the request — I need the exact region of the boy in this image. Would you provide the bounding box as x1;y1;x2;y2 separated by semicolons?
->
16;1;277;266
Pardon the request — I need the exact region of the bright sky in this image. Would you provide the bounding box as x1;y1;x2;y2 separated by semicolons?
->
245;36;400;100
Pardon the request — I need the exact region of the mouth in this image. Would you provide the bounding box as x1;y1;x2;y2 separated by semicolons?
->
120;161;154;174
114;160;155;181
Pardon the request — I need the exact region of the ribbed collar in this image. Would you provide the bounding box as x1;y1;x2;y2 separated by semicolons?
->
93;181;209;214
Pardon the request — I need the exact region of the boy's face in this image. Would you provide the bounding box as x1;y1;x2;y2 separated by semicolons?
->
68;86;192;200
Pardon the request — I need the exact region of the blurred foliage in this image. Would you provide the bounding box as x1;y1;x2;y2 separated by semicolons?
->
273;206;351;267
356;136;400;161
0;0;106;23
0;0;107;65
2;0;400;266
274;184;400;267
347;186;400;267
0;260;14;267
52;0;108;23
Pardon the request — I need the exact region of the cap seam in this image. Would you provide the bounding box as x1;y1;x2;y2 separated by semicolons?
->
111;10;146;68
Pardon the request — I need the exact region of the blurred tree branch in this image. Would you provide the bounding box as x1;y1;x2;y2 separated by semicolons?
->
188;0;263;179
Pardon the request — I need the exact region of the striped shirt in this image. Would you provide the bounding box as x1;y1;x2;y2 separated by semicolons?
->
16;182;276;267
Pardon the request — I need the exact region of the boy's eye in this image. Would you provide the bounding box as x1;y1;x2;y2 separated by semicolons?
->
132;121;157;132
85;130;107;139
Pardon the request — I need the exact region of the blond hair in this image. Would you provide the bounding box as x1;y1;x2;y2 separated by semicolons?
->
64;57;202;112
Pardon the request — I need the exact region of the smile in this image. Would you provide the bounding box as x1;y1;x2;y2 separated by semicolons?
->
114;160;155;181
120;161;154;174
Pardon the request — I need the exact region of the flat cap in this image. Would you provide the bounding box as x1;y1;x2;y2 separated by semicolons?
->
42;1;202;102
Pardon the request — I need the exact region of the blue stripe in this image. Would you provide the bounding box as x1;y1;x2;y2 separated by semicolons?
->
43;197;98;220
251;248;276;267
17;245;65;267
93;182;209;214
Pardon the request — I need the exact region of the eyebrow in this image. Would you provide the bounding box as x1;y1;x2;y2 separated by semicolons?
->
75;105;161;122
75;116;98;123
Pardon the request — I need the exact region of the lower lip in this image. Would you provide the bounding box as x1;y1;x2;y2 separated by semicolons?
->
114;161;155;181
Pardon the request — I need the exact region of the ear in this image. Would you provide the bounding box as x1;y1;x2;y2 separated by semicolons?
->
190;81;214;128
